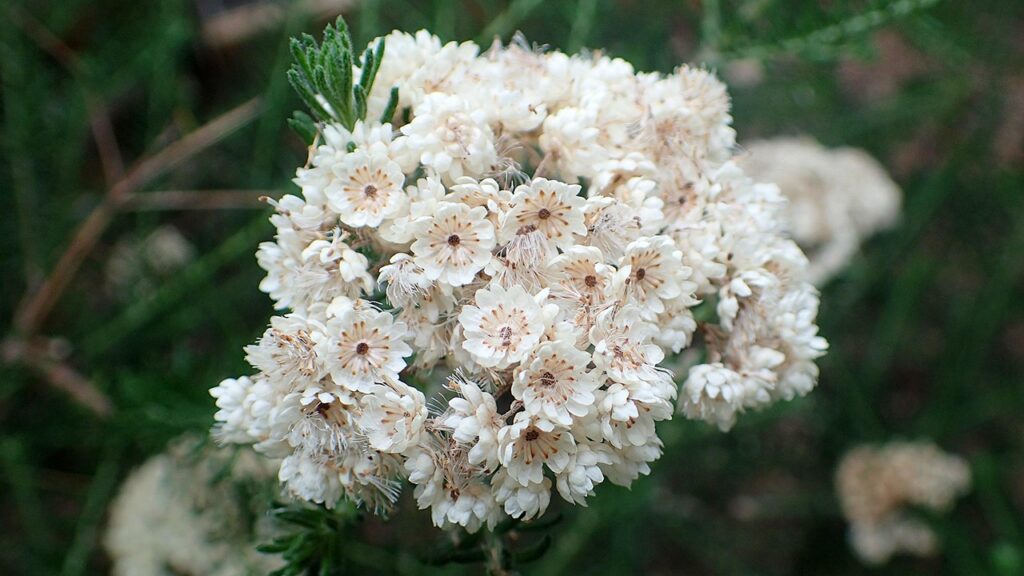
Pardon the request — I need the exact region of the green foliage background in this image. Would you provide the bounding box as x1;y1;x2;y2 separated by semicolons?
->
1;0;1022;574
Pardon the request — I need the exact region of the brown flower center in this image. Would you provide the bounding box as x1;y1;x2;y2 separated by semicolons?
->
447;234;461;246
499;326;513;347
538;208;552;220
635;268;646;281
584;275;598;287
355;342;370;355
540;371;556;387
524;429;540;441
363;184;378;198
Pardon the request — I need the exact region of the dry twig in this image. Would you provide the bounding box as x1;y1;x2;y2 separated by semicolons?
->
5;8;265;417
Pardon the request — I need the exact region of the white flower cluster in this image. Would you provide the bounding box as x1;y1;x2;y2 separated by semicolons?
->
738;137;901;285
835;441;971;565
105;437;281;576
211;30;826;531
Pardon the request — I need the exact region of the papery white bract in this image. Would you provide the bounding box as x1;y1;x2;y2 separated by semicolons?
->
212;26;826;531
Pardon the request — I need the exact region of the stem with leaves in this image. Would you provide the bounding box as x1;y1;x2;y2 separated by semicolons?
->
286;16;399;143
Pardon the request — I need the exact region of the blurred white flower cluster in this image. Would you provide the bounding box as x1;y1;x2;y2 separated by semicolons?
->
105;225;195;300
739;137;901;285
211;29;827;532
105;437;281;576
836;441;971;565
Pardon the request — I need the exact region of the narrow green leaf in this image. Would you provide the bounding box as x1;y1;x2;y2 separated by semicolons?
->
339;47;354;110
313;65;341;122
288;110;318;144
380;86;399;124
289;38;316;84
358;49;376;94
287;69;331;121
257;539;296;554
353;85;367;122
371;39;385;86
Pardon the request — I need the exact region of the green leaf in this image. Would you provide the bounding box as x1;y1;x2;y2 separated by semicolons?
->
287;111;318;144
380;86;400;124
353;86;367;123
358;48;376;94
257;538;297;554
287;69;331;121
287;16;389;130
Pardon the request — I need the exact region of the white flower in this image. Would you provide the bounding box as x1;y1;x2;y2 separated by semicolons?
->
280;390;352;455
491;468;552;521
315;303;412;393
600;435;663;487
211;376;277;445
556;441;612;505
335;446;404;514
326;149;407;228
653;297;698;353
378;175;446;245
589;305;666;387
581;196;641;263
359;381;428;453
512;341;599;428
678;363;748;431
613;235;695;315
399;92;497;180
377;253;433;309
549;245;615;338
257;227;372;312
458;284;549;368
500;177;587;249
440;374;503;471
448;176;512;229
244;314;323;389
404;436;501;533
410;202;495;286
498;412;575;486
550;245;612;303
279;451;344;507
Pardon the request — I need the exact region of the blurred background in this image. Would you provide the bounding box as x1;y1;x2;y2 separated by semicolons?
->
1;0;1022;574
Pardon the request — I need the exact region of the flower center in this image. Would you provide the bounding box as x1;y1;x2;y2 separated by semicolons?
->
524;429;539;441
540;371;556;387
584;275;598;287
635;268;646;281
499;326;513;347
355;342;370;355
363;184;378;198
538;208;551;220
447;234;461;246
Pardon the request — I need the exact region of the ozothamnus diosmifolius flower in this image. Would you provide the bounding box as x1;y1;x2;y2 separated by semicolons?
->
210;18;828;533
